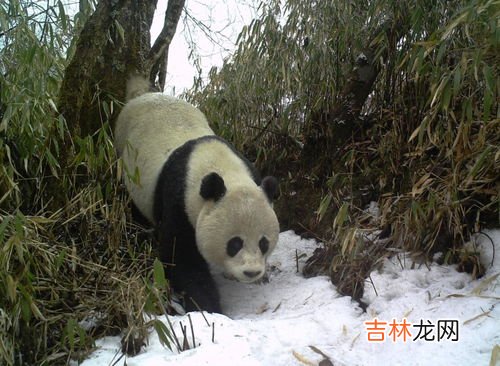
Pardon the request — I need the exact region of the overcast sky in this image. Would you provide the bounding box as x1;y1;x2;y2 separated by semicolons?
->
151;0;259;95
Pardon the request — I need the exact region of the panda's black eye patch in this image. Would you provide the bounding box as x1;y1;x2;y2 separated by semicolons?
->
227;237;243;257
259;237;269;254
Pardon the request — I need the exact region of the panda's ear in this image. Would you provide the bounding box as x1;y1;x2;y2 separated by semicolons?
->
261;176;279;201
200;172;226;201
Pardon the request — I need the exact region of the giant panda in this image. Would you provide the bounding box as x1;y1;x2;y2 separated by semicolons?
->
114;76;280;313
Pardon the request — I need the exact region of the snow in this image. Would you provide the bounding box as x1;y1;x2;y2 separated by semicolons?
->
80;229;500;366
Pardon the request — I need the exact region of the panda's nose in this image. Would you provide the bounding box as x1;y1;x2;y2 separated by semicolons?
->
243;270;262;279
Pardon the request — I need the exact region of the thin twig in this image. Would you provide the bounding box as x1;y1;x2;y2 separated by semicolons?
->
188;314;196;349
180;322;189;350
476;231;495;268
189;297;210;326
295;249;299;273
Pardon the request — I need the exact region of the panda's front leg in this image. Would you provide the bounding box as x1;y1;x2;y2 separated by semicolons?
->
157;223;222;314
171;262;222;313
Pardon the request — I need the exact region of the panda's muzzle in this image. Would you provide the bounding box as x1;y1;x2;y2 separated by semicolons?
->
243;270;262;279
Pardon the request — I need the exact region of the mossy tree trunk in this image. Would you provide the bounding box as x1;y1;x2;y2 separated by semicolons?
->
49;0;184;210
58;0;185;138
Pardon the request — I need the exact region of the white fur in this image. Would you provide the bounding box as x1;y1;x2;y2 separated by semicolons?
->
126;75;152;101
115;93;213;222
184;139;279;282
196;186;279;282
115;89;279;283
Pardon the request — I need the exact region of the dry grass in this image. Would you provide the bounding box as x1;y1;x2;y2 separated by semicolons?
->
0;179;173;364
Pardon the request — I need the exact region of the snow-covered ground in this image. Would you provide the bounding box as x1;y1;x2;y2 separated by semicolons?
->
81;229;500;366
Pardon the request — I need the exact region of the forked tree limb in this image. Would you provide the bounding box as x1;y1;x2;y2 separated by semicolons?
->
58;0;157;137
52;0;185;211
148;0;186;90
58;0;185;140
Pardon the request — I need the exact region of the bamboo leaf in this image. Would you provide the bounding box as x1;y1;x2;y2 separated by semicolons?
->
6;275;17;302
0;216;11;244
441;81;452;111
57;1;67;31
441;11;469;40
466;145;493;185
483;90;492;121
452;66;462;98
153;259;167;289
30;301;46;321
317;193;332;222
431;76;448;107
152;319;174;351
114;19;125;43
333;203;349;231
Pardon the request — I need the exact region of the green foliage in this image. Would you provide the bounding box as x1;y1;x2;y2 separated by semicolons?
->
0;2;175;365
0;0;95;212
188;0;499;290
188;0;385;163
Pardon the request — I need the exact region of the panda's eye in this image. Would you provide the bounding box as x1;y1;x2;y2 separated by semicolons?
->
259;237;269;254
227;237;243;257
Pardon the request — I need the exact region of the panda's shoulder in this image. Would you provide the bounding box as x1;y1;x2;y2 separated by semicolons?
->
202;136;261;184
153;136;217;220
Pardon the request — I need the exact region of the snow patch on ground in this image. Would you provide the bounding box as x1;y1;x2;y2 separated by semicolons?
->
81;230;500;366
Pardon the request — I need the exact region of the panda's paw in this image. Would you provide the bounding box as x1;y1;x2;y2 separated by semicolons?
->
182;291;222;314
169;293;187;315
260;272;270;283
176;277;222;313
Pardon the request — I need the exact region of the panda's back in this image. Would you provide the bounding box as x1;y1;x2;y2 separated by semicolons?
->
115;93;214;221
115;93;214;155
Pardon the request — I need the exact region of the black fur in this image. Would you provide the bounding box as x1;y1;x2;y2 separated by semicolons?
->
153;136;260;313
200;172;226;201
261;176;279;201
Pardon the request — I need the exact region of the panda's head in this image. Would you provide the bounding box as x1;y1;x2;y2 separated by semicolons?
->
196;172;279;283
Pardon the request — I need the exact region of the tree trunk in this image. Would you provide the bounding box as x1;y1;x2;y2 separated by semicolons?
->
47;0;184;211
58;0;153;138
58;0;185;138
302;47;378;162
302;17;407;164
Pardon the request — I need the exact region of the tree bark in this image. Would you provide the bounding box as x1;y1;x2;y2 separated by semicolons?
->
148;0;185;89
303;47;378;158
47;0;184;210
58;0;185;138
302;17;407;162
